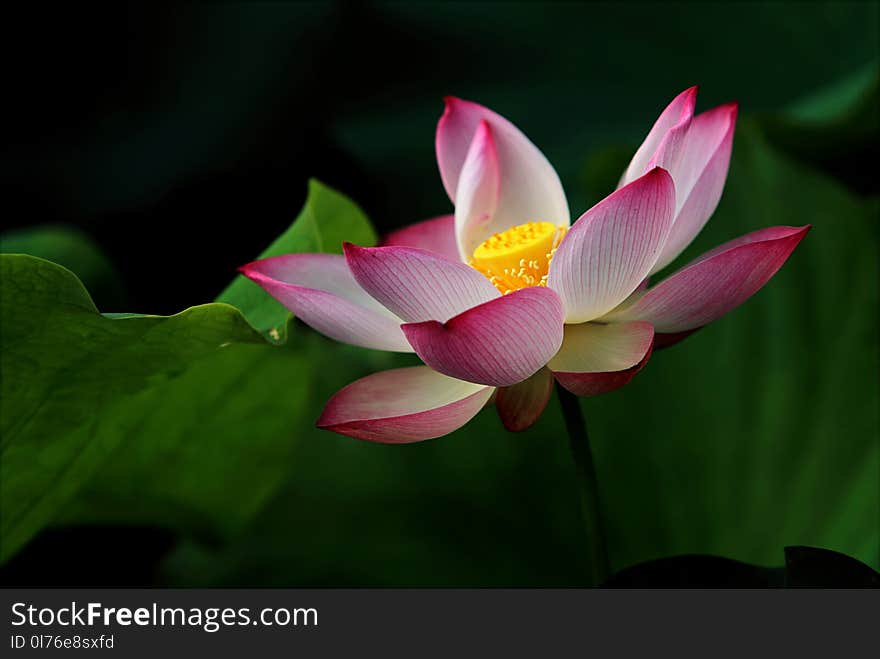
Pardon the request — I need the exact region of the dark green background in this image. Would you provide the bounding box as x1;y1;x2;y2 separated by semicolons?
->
1;1;877;586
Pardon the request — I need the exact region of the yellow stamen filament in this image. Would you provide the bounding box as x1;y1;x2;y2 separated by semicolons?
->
469;221;567;294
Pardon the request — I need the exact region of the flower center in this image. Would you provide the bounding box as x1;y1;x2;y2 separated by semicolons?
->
469;221;567;294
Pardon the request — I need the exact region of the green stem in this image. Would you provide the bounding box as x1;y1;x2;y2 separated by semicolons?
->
556;383;610;586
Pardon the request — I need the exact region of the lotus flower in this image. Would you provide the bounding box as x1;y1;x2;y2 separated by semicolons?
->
242;88;808;443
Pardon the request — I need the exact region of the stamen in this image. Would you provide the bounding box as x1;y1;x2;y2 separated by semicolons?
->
469;221;567;294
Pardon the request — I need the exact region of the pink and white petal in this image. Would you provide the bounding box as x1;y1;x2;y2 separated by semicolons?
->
401;287;564;387
548;321;654;373
454;120;501;259
240;254;412;352
242;253;383;309
317;366;494;443
381;214;460;263
602;226;800;320
553;343;654;397
436;97;569;238
620;86;698;187
680;224;798;265
671;103;738;212
651;102;738;273
495;367;554;432
607;225;810;333
548;168;676;323
343;243;499;323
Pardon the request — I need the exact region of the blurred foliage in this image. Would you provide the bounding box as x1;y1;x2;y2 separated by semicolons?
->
0;226;127;310
59;181;384;540
0;2;878;585
56;344;312;543
0;181;381;562
0;256;263;561
759;66;879;195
